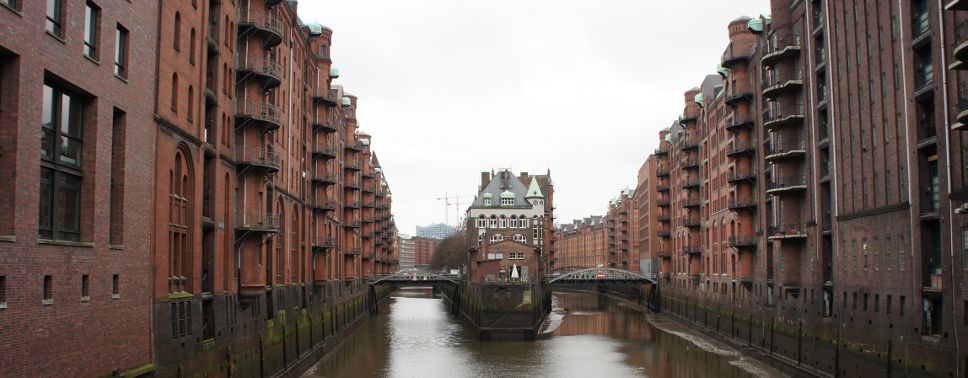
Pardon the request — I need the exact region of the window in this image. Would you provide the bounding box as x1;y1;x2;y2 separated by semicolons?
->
509;218;517;228
520;218;528;228
174;12;181;51
81;274;89;300
0;276;5;309
899;235;906;271
46;0;63;36
900;296;906;316
963;228;968;270
875;294;880;312
483;198;491;206
499;217;506;229
1;0;17;11
109;109;125;245
169;151;192;293
112;274;119;299
187;86;194;121
502;198;514;206
84;2;100;59
887;295;893;315
189;28;196;64
43;275;53;305
170;301;192;338
114;25;128;78
489;217;497;228
863;293;869;311
40;84;84;242
170;73;178;112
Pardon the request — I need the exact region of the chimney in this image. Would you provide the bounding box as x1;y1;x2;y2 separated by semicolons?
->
481;172;490;190
520;172;529;182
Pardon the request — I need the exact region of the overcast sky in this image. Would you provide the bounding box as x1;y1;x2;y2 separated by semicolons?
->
297;1;771;235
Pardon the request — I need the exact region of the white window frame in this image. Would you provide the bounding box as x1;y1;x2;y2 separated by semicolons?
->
484;198;491;206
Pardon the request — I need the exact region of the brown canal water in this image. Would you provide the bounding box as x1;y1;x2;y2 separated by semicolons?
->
301;288;787;378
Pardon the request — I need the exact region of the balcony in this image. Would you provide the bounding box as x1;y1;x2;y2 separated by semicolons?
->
657;248;672;258
656;184;670;192
312;169;337;186
764;140;806;161
725;87;754;106
762;70;804;99
682;198;700;208
680;112;699;124
313;89;340;108
680;157;699;170
312;143;338;160
728;197;758;211
657;228;671;238
345;247;362;256
657;168;670;177
682;244;701;255
235;101;282;132
768;223;808;240
235;147;281;173
312;117;338;133
657;214;671;222
344;200;361;208
726;141;756;157
681;138;699;150
654;148;668;157
956;83;968;130
345;220;361;229
762;104;804;131
344;180;361;190
725;115;754;131
684;218;701;228
312;236;336;250
767;175;808;194
345;141;363;152
311;198;337;212
657;200;670;208
235;212;280;233
761;35;801;66
236;55;282;89
237;8;283;48
727;235;757;249
948;0;968;10
727;168;757;183
721;43;752;68
344;161;362;171
683;178;700;189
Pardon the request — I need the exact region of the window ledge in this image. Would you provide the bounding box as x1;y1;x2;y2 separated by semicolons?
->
109;244;124;251
38;239;95;248
45;30;66;44
0;302;6;309
0;2;22;17
80;296;90;302
114;74;128;83
42;299;53;306
168;292;194;300
0;235;14;243
83;54;100;66
112;294;120;300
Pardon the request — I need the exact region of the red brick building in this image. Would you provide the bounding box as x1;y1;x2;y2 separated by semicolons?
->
605;189;638;272
412;236;440;269
635;2;968;375
0;1;158;375
554;216;607;269
0;0;396;375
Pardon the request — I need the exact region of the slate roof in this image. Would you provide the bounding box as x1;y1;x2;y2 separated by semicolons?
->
470;170;535;209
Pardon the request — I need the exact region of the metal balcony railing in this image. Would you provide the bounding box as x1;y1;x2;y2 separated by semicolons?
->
767;175;808;192
235;212;280;231
728;197;758;210
312;236;335;248
727;168;757;182
237;8;284;41
762;103;804;127
768;223;807;238
763;35;801;56
722;43;752;66
236;55;282;83
765;139;806;157
682;245;701;254
236;100;281;127
728;235;757;248
235;147;281;170
726;114;754;130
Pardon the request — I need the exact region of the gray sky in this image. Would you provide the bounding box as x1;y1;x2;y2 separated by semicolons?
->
297;0;771;234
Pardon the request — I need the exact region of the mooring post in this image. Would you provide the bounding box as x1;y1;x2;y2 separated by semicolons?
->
368;285;378;315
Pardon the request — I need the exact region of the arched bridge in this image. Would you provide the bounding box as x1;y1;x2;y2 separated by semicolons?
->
547;267;656;285
368;268;461;286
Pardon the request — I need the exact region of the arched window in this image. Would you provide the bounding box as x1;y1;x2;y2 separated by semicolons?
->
509;215;517;229
519;215;528;228
224;16;230;47
187;85;194;121
489;215;497;229
189;28;196;64
477;215;486;228
170;73;178;112
168;149;192;292
499;215;507;229
173;12;181;51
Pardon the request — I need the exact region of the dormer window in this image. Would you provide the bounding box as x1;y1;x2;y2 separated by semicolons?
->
501;198;514;206
484;198;491;206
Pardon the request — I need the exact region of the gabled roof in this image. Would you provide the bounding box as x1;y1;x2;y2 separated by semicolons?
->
470;170;534;209
526;178;544;198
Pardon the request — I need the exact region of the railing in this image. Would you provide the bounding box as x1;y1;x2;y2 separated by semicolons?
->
767;175;807;191
683;178;700;188
727;141;755;155
768;223;807;237
728;196;758;209
235;147;281;169
682;244;701;254
236;100;281;125
654;148;668;156
683;218;701;227
312;235;335;248
656;184;670;192
235;212;280;231
680;157;699;168
728;235;757;247
683;198;701;207
727;168;756;182
726;115;754;129
657;168;670;177
762;103;804;124
959;82;968;115
764;35;801;56
313;141;338;157
314;197;337;210
955;20;968;52
762;69;803;89
344;161;362;170
722;43;752;64
681;137;700;149
237;8;284;38
345;141;364;152
915;64;934;92
912;3;930;38
236;55;282;80
656;214;671;222
765;139;806;157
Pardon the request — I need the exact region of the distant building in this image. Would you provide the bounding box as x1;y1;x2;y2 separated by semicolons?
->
416;222;457;240
465;169;554;283
398;234;416;269
413;236;441;270
554;216;607;269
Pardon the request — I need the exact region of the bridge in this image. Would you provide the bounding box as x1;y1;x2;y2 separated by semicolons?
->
546;267;657;285
368;268;461;286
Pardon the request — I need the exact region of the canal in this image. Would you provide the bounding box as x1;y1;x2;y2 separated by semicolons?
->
301;288;787;378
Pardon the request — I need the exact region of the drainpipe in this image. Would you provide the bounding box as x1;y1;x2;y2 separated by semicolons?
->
896;1;920;359
936;0;961;374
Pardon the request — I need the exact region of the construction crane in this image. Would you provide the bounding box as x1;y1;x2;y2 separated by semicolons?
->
436;193;474;226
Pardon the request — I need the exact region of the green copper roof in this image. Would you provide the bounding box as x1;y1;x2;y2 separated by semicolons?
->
694;93;705;107
717;65;729;78
361;139;370;146
305;22;324;35
748;19;764;33
329;67;340;78
526;179;544;199
483;192;493;198
341;97;351;107
500;190;515;199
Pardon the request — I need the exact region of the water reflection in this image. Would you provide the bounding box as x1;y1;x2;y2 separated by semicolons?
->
302;288;784;378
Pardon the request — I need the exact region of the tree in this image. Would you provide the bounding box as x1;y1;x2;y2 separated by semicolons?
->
431;233;466;271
